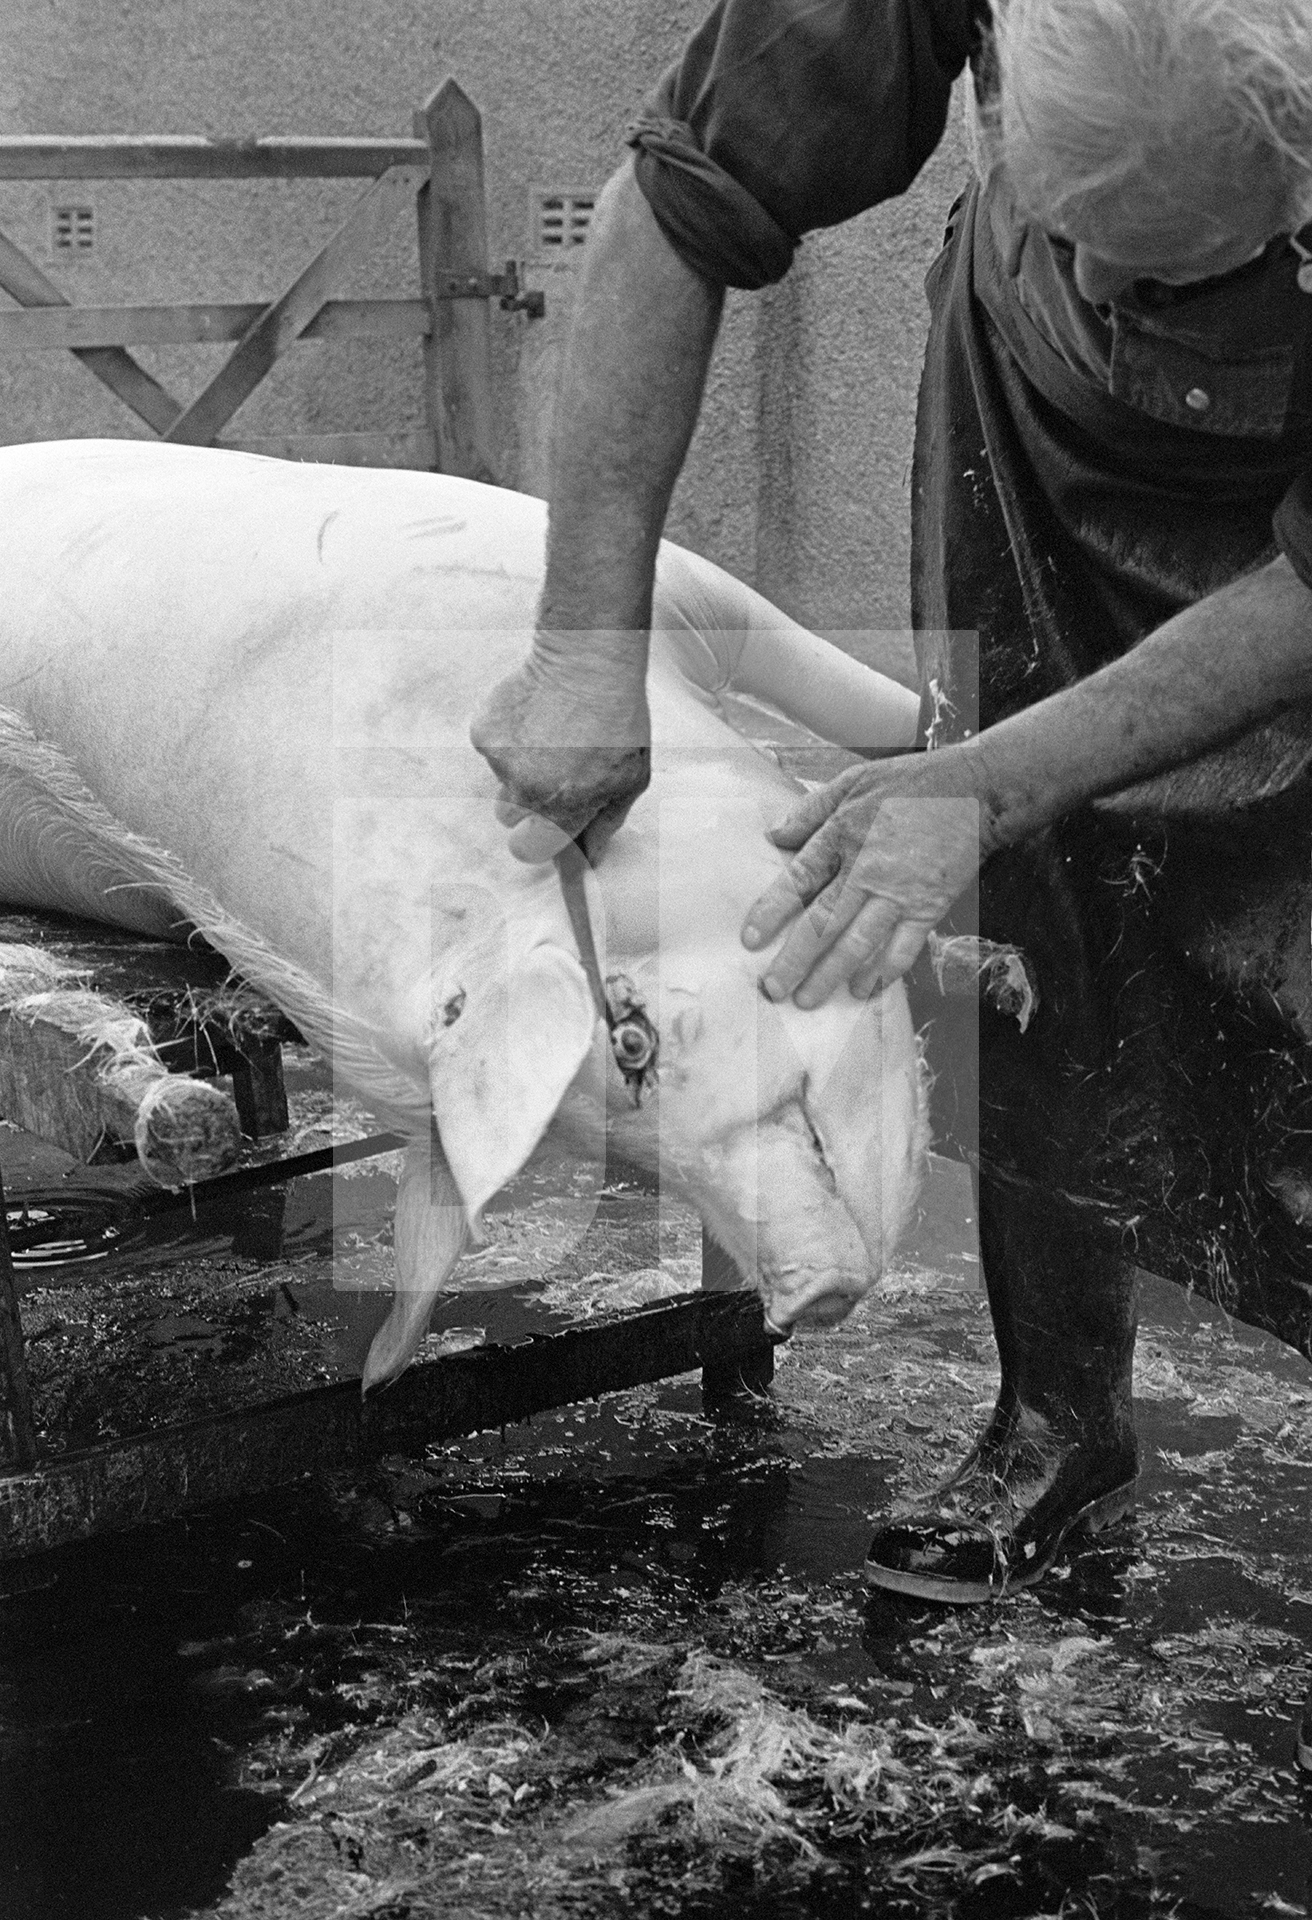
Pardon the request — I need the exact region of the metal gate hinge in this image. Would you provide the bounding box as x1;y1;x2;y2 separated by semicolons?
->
435;259;545;318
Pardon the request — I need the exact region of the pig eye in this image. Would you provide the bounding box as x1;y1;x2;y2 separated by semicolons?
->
605;1003;660;1106
614;1020;654;1068
611;1015;659;1106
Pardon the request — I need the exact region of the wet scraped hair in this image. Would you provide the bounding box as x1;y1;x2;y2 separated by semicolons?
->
985;0;1312;243
0;704;432;1132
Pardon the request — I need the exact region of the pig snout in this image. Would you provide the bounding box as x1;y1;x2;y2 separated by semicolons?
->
764;1267;871;1335
686;1098;879;1335
759;1235;874;1335
761;993;929;1333
625;965;928;1338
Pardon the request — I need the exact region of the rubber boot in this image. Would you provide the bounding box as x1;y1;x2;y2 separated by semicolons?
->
864;1171;1139;1603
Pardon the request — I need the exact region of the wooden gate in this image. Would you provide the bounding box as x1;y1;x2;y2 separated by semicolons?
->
0;79;543;480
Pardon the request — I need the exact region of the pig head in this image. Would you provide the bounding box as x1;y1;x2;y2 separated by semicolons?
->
366;788;929;1388
361;684;928;1388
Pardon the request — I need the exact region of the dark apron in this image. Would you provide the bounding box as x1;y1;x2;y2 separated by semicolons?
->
908;177;1312;1356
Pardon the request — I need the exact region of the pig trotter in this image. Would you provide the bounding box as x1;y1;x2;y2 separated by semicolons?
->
865;1175;1139;1603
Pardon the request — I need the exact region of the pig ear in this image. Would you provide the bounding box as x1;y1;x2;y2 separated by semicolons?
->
428;944;600;1228
362;1134;468;1393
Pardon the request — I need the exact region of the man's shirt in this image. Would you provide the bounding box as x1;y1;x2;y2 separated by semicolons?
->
626;0;1312;589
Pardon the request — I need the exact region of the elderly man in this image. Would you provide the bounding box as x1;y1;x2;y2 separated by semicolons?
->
473;0;1312;1614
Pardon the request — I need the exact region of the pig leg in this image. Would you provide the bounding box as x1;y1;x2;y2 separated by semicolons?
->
362;1134;468;1392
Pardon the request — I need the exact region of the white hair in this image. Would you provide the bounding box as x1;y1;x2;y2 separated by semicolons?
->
988;0;1312;243
0;702;432;1132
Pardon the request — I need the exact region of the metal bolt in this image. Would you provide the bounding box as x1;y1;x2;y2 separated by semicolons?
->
615;1023;650;1062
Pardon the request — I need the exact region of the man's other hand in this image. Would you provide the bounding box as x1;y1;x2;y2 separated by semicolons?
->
742;751;996;1006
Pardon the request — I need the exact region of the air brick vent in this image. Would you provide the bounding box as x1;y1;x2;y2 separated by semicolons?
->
52;204;95;253
532;191;595;254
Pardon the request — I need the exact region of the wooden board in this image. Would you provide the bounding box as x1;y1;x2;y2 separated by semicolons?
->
0;1291;777;1562
0;997;241;1172
0;136;429;180
0;298;430;350
0;913;299;1141
0;910;231;992
0;911;769;1560
0;911;294;1029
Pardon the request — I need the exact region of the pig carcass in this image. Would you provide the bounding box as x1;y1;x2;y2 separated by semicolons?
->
0;440;927;1387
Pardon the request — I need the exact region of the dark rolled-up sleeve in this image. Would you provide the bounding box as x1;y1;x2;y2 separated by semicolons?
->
628;0;984;289
1274;471;1312;591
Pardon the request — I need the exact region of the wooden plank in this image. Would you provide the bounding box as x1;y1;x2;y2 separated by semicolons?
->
0;917;297;1144
0;911;297;1039
162;164;426;448
0;944;246;1177
415;80;498;482
0;990;243;1180
0;226;182;435
0;136;428;180
217;428;437;468
249;295;431;343
0;909;231;987
0;1291;778;1561
0;298;431;350
0;1170;37;1472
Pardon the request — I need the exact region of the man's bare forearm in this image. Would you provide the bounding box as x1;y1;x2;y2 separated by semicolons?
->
956;554;1312;848
741;553;1312;1003
468;162;724;852
536;161;724;672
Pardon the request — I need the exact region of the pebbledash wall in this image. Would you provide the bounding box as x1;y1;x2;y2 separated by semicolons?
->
0;1;970;669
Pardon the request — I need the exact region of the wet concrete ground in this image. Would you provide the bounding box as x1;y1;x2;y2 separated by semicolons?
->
2;1066;1311;1919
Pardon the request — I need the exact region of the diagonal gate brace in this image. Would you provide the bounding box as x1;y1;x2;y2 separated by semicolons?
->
0;227;182;436
163;163;427;447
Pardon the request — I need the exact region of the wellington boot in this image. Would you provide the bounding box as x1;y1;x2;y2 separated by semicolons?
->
865;1172;1139;1603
